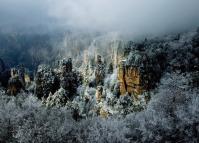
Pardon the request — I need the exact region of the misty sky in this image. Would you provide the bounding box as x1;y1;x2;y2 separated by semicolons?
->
0;0;199;36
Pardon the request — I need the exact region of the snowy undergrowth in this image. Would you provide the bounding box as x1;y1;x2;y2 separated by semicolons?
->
0;73;198;143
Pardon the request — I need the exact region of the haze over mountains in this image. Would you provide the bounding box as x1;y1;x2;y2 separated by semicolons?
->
0;0;199;37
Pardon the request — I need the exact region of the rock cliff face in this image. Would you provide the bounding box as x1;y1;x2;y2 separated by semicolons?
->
117;44;167;97
118;62;143;96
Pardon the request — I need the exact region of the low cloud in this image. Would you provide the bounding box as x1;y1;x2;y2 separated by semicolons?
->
0;0;199;36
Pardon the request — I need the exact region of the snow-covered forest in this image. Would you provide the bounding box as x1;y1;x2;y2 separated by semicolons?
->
0;73;198;142
0;0;199;142
0;28;198;142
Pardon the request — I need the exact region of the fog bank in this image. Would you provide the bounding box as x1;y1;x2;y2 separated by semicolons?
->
0;0;199;36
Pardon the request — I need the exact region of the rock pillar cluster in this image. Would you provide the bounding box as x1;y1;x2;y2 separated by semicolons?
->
7;66;25;96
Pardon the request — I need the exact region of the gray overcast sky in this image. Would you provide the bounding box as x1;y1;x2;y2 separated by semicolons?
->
0;0;199;36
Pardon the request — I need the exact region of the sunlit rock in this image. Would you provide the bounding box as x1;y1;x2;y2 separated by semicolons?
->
117;49;166;97
95;86;103;102
99;108;109;118
7;68;24;95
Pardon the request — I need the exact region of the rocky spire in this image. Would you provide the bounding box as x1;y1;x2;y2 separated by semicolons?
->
95;55;105;86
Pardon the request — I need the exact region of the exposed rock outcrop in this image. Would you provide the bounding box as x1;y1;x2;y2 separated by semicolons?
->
95;86;103;102
117;48;167;96
7;68;24;95
118;61;143;96
95;55;105;86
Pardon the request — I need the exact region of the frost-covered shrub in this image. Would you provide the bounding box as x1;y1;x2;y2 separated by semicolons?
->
0;72;199;143
0;92;75;143
44;88;69;107
74;117;129;143
104;69;118;92
106;89;118;106
35;65;59;98
117;94;133;108
0;90;128;142
73;87;96;117
124;73;199;142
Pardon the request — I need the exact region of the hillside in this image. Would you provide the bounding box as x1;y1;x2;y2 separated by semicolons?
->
0;29;198;142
